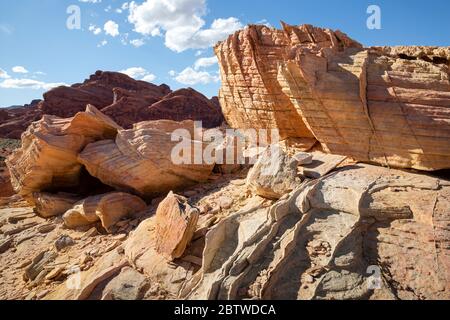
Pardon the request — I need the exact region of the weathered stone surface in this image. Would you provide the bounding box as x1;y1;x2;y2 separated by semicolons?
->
32;192;82;218
44;250;128;300
24;250;57;282
6;105;120;201
54;235;75;252
216;23;450;170
300;152;347;179
63;192;147;231
78;120;214;199
183;164;450;300
101;267;149;300
154;192;199;260
246;146;301;199
293;152;313;165
215;24;339;140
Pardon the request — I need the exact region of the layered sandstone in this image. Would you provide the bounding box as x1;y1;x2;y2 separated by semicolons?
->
6;105;120;201
78;119;214;199
183;164;450;300
215;23;450;170
63;192;147;231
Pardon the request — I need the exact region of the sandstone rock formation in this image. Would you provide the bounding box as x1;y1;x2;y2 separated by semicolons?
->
246;146;301;199
40;71;171;118
183;164;450;300
215;23;450;170
153;192;199;260
0;71;224;139
63;192;147;231
6;105;120;201
78;120;214;199
32;192;82;218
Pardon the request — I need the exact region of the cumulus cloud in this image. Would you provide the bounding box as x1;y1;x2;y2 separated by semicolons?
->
97;40;108;47
89;24;102;35
119;67;156;82
12;66;29;74
0;68;10;79
128;0;242;52
141;74;156;82
172;67;219;85
130;38;145;47
104;20;119;37
194;56;218;70
0;78;67;90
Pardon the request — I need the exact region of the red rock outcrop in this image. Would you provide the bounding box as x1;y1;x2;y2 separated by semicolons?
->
0;71;224;139
39;71;171;118
102;87;224;129
6;105;120;201
215;23;450;170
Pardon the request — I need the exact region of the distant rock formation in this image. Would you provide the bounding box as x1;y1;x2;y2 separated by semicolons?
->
215;23;450;170
0;71;224;139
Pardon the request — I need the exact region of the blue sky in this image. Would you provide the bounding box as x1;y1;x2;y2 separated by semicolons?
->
0;0;449;107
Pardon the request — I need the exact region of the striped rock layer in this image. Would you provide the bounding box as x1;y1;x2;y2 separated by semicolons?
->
215;23;450;170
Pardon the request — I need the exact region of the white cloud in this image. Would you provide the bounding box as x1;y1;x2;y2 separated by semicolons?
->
116;8;123;13
0;78;67;90
12;66;29;74
89;24;102;35
121;2;129;10
128;0;242;52
168;70;176;77
78;0;102;3
195;50;203;57
97;40;108;47
104;20;119;37
194;56;218;70
0;68;10;79
130;38;145;47
172;67;219;85
256;19;272;28
141;74;156;82
119;67;156;82
0;24;13;35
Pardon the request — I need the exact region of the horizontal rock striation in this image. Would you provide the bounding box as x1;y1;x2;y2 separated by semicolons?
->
216;23;450;170
6;105;120;201
78;119;214;199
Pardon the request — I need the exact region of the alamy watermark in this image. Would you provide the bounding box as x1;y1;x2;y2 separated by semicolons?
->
66;5;81;30
367;5;382;30
170;122;281;175
367;265;382;290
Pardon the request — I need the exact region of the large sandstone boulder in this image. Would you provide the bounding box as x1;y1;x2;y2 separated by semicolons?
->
154;192;199;260
32;192;82;218
78;120;215;199
183;164;450;300
6;105;121;201
63;192;147;231
123;192;199;295
246;146;301;199
215;23;450;170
